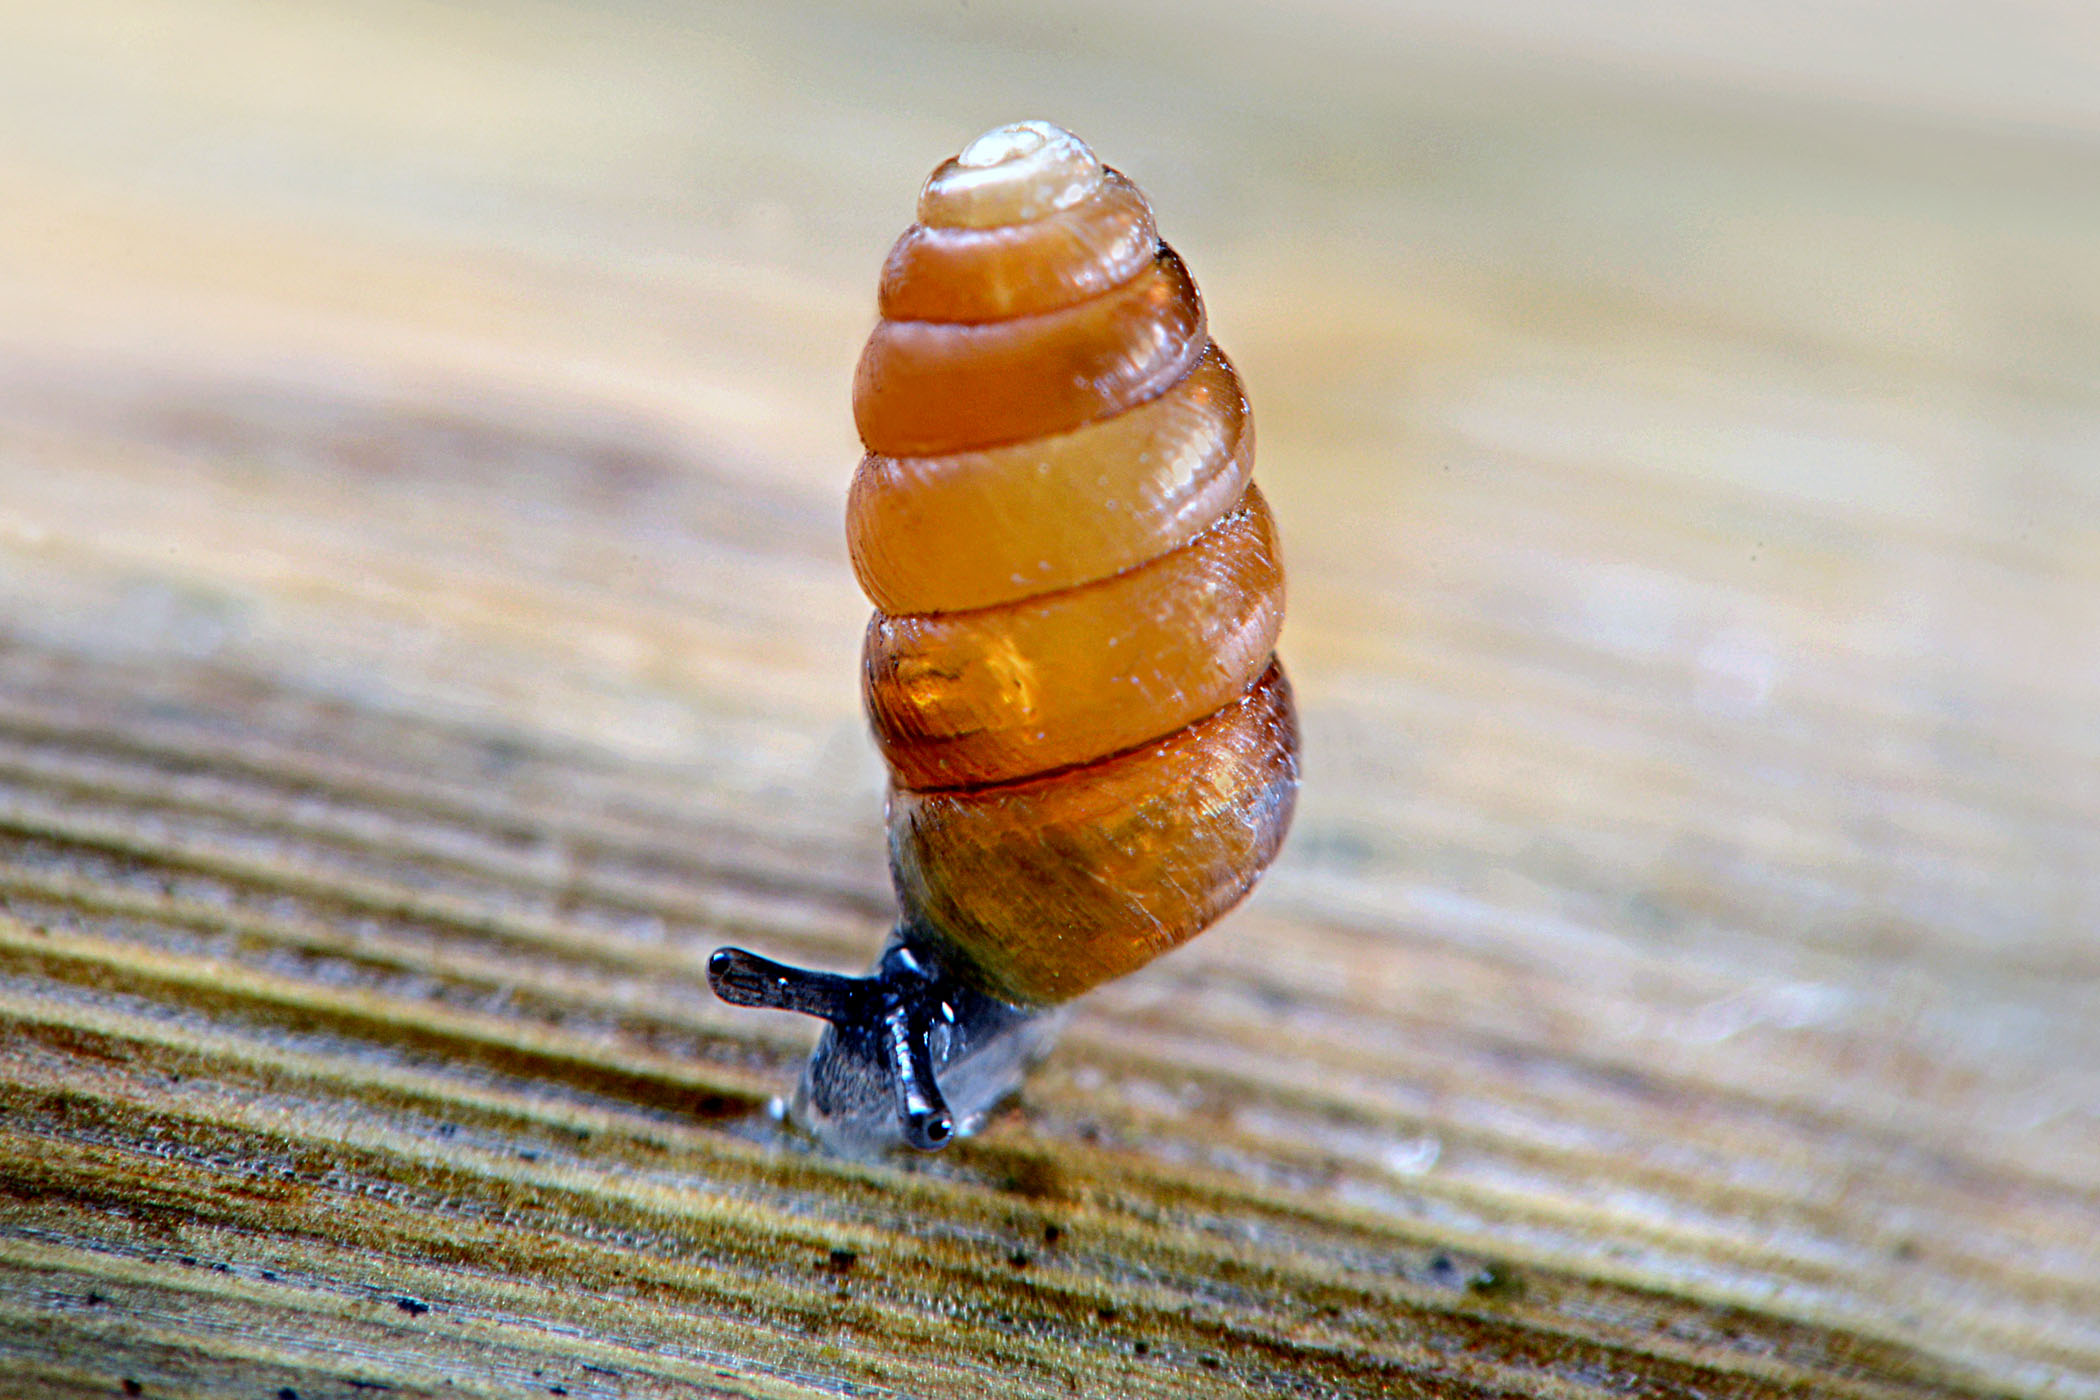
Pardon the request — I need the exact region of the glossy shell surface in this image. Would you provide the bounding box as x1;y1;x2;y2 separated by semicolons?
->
849;121;1298;1007
893;665;1298;1006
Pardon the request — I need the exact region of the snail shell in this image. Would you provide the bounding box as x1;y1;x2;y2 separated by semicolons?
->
850;120;1299;1008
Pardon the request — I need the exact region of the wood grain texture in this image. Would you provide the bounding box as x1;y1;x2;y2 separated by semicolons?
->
1;1;2097;1396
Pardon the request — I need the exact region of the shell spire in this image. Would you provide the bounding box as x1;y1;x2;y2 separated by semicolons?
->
711;122;1298;1154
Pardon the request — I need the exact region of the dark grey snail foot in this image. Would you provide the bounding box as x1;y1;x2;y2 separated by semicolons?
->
708;930;1061;1157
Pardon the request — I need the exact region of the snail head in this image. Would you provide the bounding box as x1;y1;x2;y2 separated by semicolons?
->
708;930;1057;1155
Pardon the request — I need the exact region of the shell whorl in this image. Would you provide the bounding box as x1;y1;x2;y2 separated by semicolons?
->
849;122;1298;1008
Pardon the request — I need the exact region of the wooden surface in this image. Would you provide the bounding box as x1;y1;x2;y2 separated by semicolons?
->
3;1;2098;1395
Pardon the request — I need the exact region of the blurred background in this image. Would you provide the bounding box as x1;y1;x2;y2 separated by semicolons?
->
2;1;2096;1394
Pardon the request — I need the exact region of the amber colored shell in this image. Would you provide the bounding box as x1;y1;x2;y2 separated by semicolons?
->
853;121;1297;1007
865;485;1282;791
891;664;1299;1007
854;248;1204;457
847;343;1252;615
915;121;1104;229
879;170;1156;324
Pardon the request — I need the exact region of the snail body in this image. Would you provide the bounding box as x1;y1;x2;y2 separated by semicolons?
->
710;122;1298;1153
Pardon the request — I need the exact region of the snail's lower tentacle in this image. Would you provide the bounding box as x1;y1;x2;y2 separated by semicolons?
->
878;983;955;1150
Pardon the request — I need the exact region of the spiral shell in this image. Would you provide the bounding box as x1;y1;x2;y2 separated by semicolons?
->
848;121;1299;1008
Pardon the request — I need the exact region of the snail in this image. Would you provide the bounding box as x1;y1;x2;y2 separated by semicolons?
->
709;121;1298;1154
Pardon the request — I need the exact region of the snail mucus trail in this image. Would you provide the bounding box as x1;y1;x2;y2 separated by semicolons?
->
709;121;1298;1156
